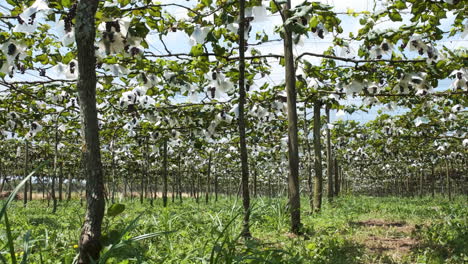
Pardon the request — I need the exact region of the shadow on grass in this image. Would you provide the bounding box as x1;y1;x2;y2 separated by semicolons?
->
28;216;61;229
209;234;364;264
411;217;468;263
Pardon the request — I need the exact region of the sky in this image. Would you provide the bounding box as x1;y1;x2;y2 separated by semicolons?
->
148;0;465;123
1;0;466;124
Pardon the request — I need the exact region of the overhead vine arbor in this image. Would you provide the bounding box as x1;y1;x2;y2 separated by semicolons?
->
0;0;466;262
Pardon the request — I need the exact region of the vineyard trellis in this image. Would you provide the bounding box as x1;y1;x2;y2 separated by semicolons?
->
0;0;467;263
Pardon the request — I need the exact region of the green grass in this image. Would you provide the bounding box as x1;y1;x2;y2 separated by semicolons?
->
0;195;466;263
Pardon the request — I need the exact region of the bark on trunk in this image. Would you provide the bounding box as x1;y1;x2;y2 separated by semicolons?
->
339;168;344;194
190;170;194;198
205;152;212;204
52;124;59;213
75;1;105;262
303;103;314;211
124;178;128;199
152;167;157;202
253;168;257;198
325;106;333;202
281;0;301;234
162;140;168;207
145;141;150;201
67;172;72;201
214;170;219;202
431;164;435;198
59;163;63;201
313;100;323;212
140;165;144;204
334;158;340;196
111;142;116;204
172;171;175;203
238;0;252;238
29;167;32;201
445;160;451;201
0;161;6;193
419;170;424;198
268;169;273;197
178;154;183;203
23;140;29;207
196;171;200;203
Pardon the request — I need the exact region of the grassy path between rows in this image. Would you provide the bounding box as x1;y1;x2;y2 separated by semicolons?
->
1;195;467;263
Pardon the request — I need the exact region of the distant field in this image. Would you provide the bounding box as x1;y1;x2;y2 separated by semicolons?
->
3;191;194;200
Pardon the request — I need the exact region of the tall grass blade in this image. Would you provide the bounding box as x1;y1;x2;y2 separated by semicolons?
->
20;231;31;264
0;162;47;221
98;213;175;263
4;211;16;264
209;210;242;264
0;163;46;264
0;253;8;264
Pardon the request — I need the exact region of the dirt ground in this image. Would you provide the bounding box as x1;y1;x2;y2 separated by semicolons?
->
352;219;419;262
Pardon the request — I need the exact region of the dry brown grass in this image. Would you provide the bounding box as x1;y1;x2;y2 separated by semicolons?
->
352;219;419;262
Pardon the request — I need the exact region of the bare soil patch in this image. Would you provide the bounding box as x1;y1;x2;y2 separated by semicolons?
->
352;219;406;227
352;219;419;262
364;233;418;258
284;232;300;239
